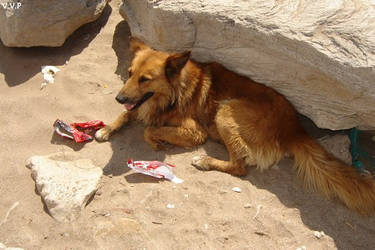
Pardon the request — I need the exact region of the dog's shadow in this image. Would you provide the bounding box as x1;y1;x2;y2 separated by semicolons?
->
112;20;131;81
243;162;375;249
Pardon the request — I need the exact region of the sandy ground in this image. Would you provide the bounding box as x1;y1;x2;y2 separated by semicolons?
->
1;1;375;249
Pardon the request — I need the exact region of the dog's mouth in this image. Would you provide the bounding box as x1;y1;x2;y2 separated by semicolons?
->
124;92;154;111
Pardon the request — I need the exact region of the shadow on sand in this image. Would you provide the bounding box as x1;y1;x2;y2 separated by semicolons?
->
0;5;112;87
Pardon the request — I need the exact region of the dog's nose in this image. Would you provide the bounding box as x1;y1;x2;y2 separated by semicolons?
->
115;95;127;104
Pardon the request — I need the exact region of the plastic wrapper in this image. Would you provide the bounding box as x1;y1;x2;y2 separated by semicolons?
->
127;158;184;184
53;119;105;143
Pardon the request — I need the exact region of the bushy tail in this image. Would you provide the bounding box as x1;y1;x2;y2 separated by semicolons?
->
289;134;375;214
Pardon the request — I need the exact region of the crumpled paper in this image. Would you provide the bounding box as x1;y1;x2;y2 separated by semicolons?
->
41;66;60;89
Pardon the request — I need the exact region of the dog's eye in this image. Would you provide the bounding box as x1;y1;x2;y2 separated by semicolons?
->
139;76;151;83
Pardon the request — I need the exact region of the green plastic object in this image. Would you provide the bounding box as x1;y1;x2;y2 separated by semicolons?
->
349;128;375;172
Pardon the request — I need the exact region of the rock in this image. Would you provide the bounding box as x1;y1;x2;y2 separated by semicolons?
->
0;0;108;47
232;187;242;193
120;0;375;130
319;134;352;164
26;153;103;222
0;242;24;250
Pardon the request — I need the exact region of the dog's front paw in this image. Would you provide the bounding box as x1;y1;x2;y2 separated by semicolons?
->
191;156;210;171
95;126;113;142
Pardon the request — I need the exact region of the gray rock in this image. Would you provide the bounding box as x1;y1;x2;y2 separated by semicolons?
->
319;134;352;165
0;0;108;47
120;0;375;130
26;153;103;222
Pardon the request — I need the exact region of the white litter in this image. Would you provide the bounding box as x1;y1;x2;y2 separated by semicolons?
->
296;246;307;250
313;231;325;239
166;204;175;209
232;187;242;193
41;66;60;89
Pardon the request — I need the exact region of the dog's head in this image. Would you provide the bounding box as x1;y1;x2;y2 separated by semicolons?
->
115;37;191;112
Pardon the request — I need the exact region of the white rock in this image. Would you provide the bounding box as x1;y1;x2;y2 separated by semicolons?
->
0;0;109;47
296;246;307;250
120;0;375;130
232;187;242;193
26;153;103;222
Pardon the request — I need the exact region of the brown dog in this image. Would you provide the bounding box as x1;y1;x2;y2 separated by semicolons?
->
96;37;375;214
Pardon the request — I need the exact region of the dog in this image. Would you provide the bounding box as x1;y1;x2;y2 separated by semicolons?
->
95;37;375;214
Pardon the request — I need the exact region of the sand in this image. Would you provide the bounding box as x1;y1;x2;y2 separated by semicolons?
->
1;1;375;249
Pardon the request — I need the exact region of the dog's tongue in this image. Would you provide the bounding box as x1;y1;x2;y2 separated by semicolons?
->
124;103;135;111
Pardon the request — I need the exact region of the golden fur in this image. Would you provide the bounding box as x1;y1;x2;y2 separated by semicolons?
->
95;37;375;214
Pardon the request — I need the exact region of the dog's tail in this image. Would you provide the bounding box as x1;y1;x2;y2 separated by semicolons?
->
289;134;375;214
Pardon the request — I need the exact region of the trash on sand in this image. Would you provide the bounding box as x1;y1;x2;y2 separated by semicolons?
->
253;205;263;219
53;119;105;143
313;230;325;239
166;204;175;209
41;66;60;89
232;187;242;193
296;246;307;250
127;159;184;184
244;203;252;208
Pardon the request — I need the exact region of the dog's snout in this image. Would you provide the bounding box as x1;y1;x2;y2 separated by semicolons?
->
115;95;127;104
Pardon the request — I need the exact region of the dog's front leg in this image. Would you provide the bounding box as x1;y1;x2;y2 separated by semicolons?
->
95;111;135;141
144;119;208;151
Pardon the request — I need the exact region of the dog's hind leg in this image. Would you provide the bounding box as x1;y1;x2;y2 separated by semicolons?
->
192;99;282;176
192;155;248;177
192;102;252;176
191;127;252;177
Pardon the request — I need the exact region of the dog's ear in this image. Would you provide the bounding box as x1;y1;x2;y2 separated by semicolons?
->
165;51;191;80
129;37;149;54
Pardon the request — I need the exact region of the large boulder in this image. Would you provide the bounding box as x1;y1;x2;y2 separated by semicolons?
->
26;153;103;222
0;0;108;47
120;0;375;130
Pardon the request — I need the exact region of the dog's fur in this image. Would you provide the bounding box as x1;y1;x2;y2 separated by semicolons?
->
96;37;375;214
